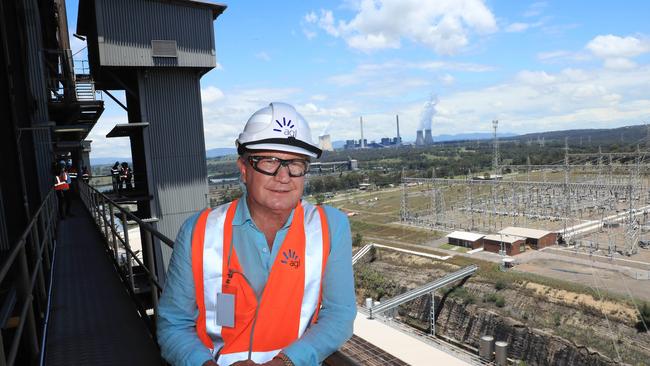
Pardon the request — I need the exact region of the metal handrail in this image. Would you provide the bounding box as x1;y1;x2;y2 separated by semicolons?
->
370;264;478;318
77;182;166;335
0;190;58;366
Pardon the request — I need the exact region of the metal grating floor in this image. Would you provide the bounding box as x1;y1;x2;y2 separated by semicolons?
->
340;335;411;366
44;198;162;365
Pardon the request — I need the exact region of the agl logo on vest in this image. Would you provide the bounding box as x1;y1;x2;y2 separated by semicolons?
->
280;249;301;269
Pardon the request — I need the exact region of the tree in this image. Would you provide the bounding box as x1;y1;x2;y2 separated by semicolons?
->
352;232;363;248
637;302;650;332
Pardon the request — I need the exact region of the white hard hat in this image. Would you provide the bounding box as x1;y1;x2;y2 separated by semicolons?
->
236;102;322;158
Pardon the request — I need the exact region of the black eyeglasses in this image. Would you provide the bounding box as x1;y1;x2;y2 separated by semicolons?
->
247;155;310;177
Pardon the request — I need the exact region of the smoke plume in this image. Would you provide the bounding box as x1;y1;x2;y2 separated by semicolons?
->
419;93;438;131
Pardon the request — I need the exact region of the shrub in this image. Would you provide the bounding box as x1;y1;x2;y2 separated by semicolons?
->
637;302;650;332
352;232;363;248
495;279;507;291
495;296;505;308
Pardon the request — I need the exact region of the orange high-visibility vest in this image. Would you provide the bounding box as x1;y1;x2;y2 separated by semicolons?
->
54;173;69;191
191;199;330;365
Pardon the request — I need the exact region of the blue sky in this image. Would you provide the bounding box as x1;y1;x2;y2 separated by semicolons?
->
65;0;650;158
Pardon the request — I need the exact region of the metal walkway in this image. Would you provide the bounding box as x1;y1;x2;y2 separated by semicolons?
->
44;198;162;366
369;264;478;318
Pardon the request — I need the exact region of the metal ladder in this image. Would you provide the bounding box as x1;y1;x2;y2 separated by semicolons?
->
75;74;96;101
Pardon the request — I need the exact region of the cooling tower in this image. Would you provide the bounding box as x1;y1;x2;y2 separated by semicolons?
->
319;134;333;151
424;129;434;145
415;130;425;146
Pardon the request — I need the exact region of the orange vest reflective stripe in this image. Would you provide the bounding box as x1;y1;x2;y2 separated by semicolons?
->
54;174;69;191
191;199;330;365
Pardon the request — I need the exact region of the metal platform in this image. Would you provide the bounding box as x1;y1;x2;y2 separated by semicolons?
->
44;198;162;366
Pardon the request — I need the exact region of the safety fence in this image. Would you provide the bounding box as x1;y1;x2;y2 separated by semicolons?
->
77;182;359;366
78;182;168;337
0;191;58;366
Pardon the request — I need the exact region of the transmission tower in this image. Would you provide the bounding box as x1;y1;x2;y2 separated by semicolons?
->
563;137;571;244
492;120;500;177
400;168;407;222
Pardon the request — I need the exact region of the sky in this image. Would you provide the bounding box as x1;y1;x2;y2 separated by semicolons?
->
65;0;650;159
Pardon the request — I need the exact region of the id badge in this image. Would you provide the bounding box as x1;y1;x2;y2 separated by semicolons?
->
216;293;235;328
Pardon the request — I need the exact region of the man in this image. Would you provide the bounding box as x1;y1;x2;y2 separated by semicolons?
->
158;102;356;366
53;161;71;218
81;166;91;183
111;161;121;193
120;162;133;191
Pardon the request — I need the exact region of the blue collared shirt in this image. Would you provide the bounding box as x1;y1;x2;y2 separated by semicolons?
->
157;196;356;366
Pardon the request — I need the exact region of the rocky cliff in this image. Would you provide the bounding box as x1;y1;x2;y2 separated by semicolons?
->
355;251;649;365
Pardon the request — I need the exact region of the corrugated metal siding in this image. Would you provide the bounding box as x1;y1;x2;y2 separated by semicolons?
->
34;129;54;197
139;69;208;261
97;0;215;67
24;0;54;198
0;185;8;250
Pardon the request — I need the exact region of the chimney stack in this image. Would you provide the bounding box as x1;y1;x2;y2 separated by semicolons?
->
360;116;365;148
396;115;401;142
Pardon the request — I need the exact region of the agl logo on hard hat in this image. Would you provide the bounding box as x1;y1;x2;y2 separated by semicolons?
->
273;117;297;138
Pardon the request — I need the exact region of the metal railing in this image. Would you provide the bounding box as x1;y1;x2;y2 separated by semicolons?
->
0;191;58;366
370;264;478;318
352;244;374;265
78;182;170;336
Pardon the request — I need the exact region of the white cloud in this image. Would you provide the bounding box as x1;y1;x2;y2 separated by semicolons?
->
88;115;132;159
506;23;530;33
328;60;493;86
305;0;497;55
586;35;650;59
604;57;637;70
201;86;225;103
439;74;455;85
255;51;271;62
537;50;592;64
586;35;650;71
431;66;650;134
523;2;547;18
311;94;328;101
516;70;557;85
505;21;543;33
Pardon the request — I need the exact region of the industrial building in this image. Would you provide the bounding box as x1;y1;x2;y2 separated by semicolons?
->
498;227;557;249
446;231;485;249
482;234;526;256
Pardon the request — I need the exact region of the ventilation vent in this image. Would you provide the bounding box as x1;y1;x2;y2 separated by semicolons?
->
151;40;177;58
